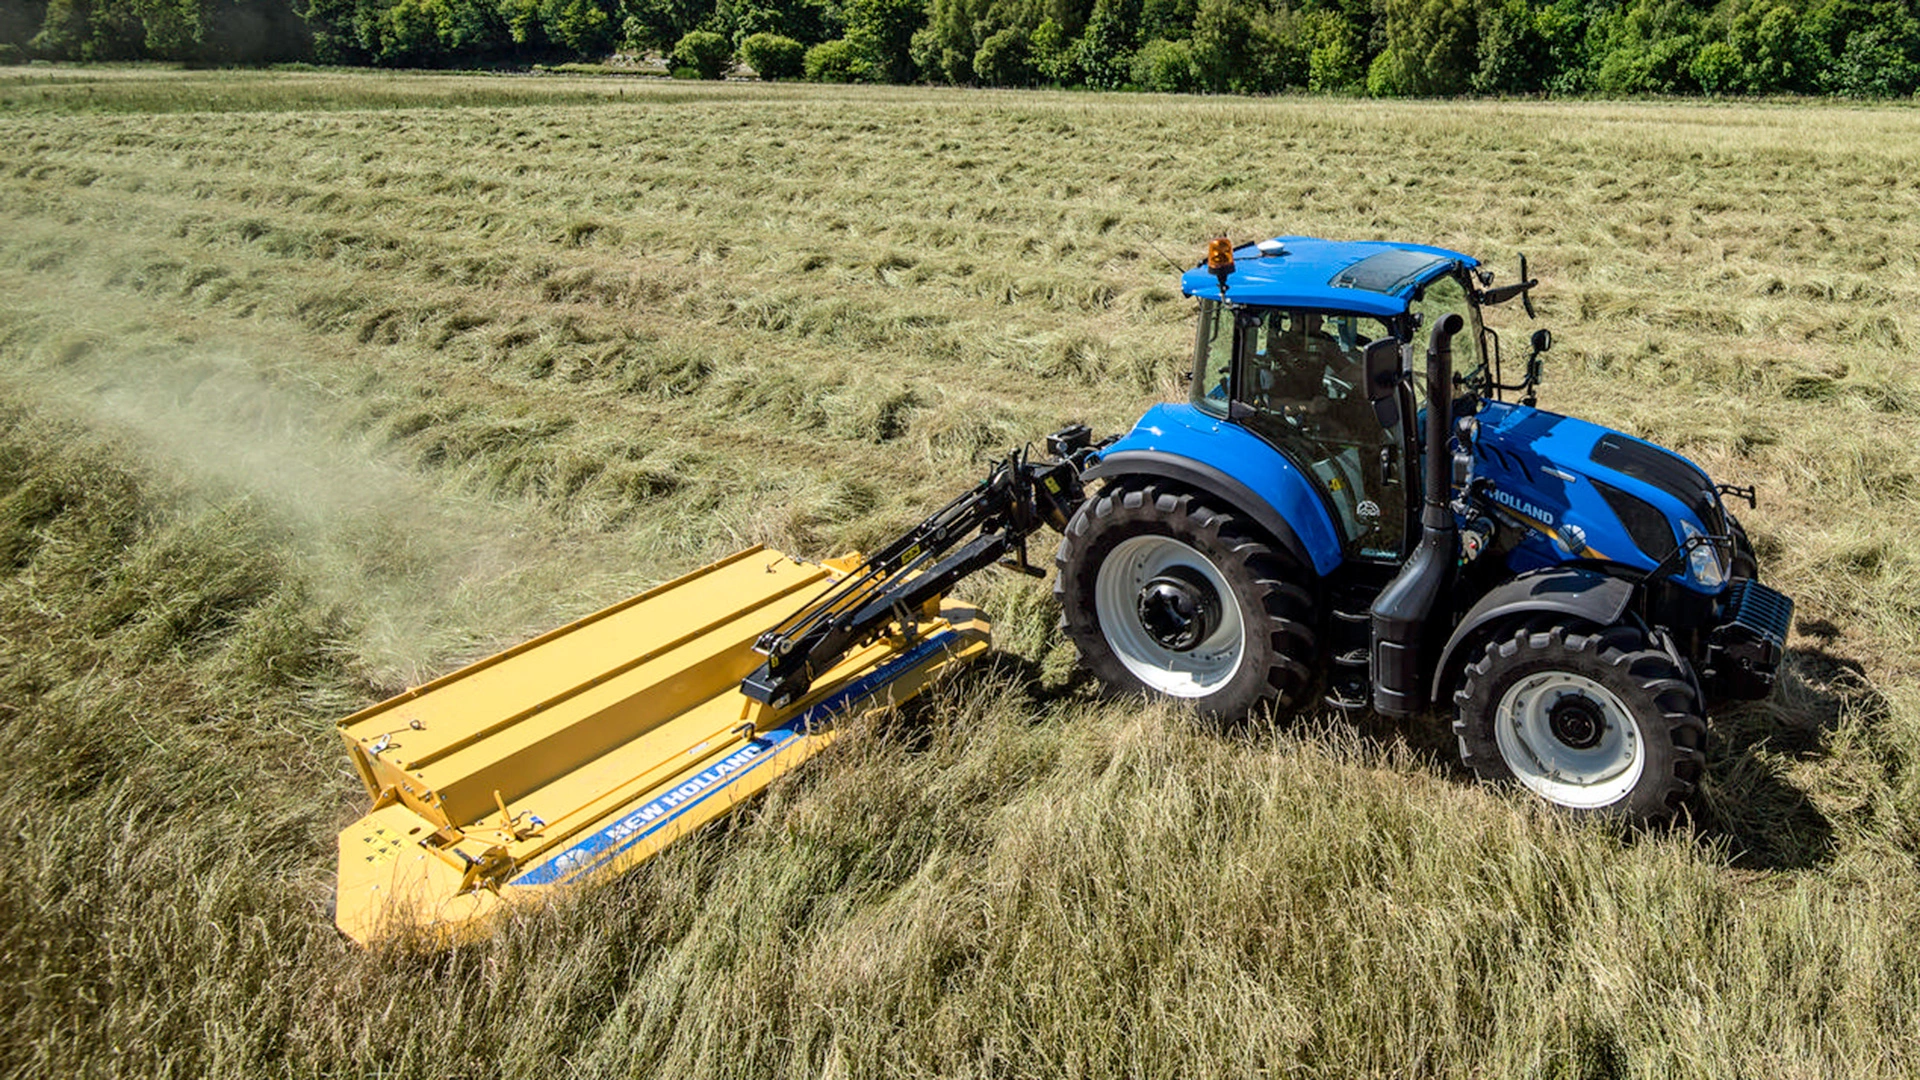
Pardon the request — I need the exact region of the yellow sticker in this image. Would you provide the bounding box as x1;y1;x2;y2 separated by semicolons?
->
358;825;408;865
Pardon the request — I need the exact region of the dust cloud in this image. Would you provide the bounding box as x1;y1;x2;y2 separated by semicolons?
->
2;319;646;688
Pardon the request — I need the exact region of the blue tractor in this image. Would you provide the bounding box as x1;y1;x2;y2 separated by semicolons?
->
1047;236;1793;819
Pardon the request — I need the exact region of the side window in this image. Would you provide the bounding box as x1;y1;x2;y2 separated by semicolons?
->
1190;300;1233;418
1230;307;1406;559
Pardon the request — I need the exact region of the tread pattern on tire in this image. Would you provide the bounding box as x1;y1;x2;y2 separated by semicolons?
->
1453;622;1706;818
1053;481;1319;718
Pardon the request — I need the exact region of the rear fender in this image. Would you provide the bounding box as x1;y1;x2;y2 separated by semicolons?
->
1430;568;1635;704
1084;405;1344;576
1084;450;1336;576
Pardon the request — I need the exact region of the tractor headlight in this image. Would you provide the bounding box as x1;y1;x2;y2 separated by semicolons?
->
1681;520;1726;590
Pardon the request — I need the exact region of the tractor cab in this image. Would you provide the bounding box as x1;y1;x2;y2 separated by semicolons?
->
1180;236;1494;566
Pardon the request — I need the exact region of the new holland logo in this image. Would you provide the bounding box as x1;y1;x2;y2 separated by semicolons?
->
1490;488;1556;527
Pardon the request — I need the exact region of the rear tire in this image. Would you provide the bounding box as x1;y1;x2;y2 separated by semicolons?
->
1453;623;1704;820
1054;483;1318;719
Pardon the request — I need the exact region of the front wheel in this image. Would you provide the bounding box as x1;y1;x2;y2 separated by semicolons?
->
1053;483;1318;719
1453;623;1705;820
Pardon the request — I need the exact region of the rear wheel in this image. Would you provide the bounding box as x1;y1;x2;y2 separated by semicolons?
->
1453;623;1704;819
1054;483;1318;719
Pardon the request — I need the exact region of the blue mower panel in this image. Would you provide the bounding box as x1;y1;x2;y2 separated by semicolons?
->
1181;236;1478;316
1084;403;1346;578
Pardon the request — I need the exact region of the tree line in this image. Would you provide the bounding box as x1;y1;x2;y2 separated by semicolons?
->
3;0;1917;97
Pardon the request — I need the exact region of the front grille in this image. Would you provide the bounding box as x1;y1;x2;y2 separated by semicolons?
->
1728;579;1793;651
1705;578;1794;701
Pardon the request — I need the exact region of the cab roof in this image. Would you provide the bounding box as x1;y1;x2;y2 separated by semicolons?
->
1180;236;1477;318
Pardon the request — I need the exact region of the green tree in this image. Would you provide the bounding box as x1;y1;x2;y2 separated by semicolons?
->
542;0;615;55
436;0;505;54
1138;0;1194;40
1069;0;1137;87
1826;23;1920;94
1030;15;1074;81
616;0;709;52
32;0;148;59
706;0;838;46
740;29;804;75
804;34;860;77
1534;0;1595;93
973;24;1034;84
1130;35;1196;89
1372;0;1477;95
132;0;206;56
1242;4;1312;91
1801;0;1920;95
919;0;993;82
1306;9;1364;92
1589;0;1703;94
783;0;846;44
1688;36;1740;88
301;0;370;61
1701;0;1807;92
844;0;922;81
673;27;732;74
497;0;549;49
1190;0;1251;91
1473;0;1549;93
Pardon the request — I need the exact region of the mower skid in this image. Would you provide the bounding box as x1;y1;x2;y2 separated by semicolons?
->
333;545;988;947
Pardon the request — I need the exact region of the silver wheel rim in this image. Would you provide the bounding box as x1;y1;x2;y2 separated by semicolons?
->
1094;535;1244;697
1494;671;1646;809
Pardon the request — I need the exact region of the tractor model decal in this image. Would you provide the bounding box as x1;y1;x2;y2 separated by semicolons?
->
1490;487;1556;526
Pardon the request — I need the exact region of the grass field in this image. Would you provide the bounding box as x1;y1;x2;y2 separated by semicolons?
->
3;67;1920;1077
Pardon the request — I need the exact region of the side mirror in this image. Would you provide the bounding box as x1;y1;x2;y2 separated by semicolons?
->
1363;337;1403;430
1530;328;1552;354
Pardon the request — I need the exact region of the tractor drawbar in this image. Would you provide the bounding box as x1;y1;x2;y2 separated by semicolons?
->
1369;312;1464;717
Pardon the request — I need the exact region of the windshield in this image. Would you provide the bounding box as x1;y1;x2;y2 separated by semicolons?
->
1406;271;1483;406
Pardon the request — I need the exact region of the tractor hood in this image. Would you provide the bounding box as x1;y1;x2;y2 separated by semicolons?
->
1470;400;1733;595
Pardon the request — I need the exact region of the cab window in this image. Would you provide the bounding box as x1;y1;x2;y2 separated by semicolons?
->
1190;299;1233;418
1232;307;1406;559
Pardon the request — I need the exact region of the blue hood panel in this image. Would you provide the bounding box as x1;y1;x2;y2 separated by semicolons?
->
1472;400;1726;593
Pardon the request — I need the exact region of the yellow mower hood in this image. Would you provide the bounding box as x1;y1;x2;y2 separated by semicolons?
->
334;545;988;946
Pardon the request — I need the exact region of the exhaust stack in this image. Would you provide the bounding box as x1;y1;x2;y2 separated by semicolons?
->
1369;312;1464;717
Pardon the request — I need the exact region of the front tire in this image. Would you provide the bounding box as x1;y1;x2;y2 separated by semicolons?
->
1054;483;1318;719
1727;512;1758;581
1453;623;1705;820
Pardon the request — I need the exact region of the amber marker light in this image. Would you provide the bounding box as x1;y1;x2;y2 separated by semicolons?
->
1206;236;1235;294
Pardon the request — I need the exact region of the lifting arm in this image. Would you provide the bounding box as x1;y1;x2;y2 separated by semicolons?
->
740;425;1102;708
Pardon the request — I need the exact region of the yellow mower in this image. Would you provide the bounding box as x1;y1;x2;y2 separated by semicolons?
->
334;431;1097;945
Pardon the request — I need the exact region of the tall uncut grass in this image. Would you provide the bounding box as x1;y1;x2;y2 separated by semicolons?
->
2;71;1919;1077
